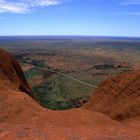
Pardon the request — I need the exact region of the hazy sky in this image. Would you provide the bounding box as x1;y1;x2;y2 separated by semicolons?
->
0;0;140;36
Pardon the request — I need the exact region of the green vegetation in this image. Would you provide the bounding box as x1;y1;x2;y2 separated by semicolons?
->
14;54;30;63
25;68;46;80
31;60;47;68
24;67;93;110
32;75;92;110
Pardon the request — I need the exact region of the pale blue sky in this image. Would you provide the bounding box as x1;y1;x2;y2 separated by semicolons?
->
0;0;140;36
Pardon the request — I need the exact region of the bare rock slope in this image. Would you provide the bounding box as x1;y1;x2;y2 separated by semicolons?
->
0;49;140;140
83;70;140;121
0;48;33;97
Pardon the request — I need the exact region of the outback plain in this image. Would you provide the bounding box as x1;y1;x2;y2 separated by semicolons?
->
0;36;139;110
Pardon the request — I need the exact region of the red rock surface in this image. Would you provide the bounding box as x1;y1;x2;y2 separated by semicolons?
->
83;70;140;121
0;48;34;98
0;49;140;140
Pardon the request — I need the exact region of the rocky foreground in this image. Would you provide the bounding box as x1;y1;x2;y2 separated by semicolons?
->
0;49;140;140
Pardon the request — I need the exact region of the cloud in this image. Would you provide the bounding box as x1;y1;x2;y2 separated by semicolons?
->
120;0;140;5
30;0;61;6
0;0;61;13
0;0;29;13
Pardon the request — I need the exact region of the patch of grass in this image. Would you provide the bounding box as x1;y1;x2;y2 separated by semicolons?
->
31;60;47;68
25;66;108;110
25;67;53;81
32;75;92;110
68;72;104;86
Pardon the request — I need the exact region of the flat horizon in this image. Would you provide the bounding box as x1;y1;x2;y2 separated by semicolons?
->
0;35;140;38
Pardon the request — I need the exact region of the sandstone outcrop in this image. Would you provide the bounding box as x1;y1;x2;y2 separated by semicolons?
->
83;70;140;121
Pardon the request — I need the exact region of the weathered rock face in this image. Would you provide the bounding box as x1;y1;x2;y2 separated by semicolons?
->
83;70;140;121
0;49;34;98
0;48;140;140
